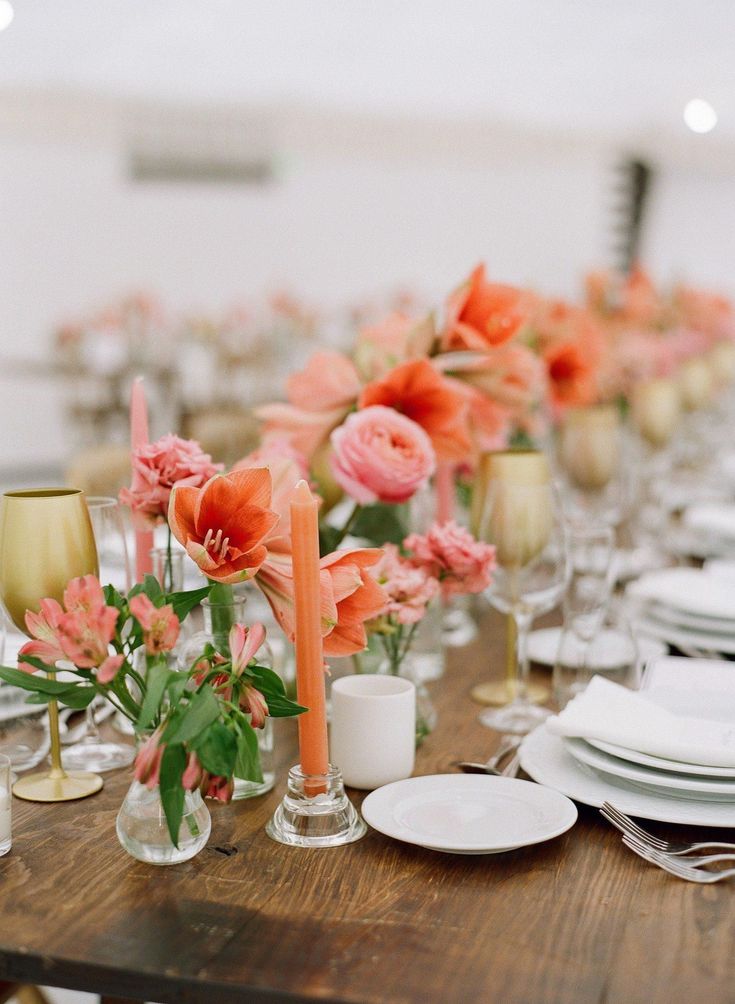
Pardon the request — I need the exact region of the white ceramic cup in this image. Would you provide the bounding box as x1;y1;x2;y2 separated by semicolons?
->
330;674;416;790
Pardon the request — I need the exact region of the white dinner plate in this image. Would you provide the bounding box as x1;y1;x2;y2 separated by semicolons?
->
564;738;735;801
361;774;577;854
520;725;735;828
631;613;735;656
527;627;666;669
588;738;735;779
641;601;735;635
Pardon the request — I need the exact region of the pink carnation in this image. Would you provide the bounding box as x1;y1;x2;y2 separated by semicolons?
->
330;405;436;505
405;521;496;597
120;433;222;529
372;543;440;624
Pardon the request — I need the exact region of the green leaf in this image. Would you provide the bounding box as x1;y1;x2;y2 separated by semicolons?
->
166;672;190;708
0;666;81;694
22;685;96;709
234;718;263;783
137;661;174;730
159;744;187;847
318;524;342;556
167;585;211;623
143;574;166;603
163;684;220;746
103;583;127;611
191;721;237;777
248;665;307;717
351;503;408;546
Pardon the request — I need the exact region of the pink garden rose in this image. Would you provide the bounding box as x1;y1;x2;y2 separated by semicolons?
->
330;405;436;505
404;521;496;597
129;593;180;656
371;544;440;625
120;433;222;529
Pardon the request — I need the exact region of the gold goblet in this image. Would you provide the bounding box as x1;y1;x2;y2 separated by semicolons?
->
0;488;103;802
471;450;552;711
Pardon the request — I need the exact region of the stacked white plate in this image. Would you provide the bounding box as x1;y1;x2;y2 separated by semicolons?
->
520;657;735;827
625;566;735;655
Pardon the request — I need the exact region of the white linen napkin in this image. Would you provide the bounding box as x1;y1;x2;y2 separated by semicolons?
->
546;675;735;767
684;502;735;543
626;567;735;620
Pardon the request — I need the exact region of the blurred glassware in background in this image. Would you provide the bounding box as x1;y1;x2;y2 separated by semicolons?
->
553;611;639;710
556;404;633;533
563;523;615;648
61;496;135;773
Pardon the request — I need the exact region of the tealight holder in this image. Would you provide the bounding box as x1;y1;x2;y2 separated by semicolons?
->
266;764;367;847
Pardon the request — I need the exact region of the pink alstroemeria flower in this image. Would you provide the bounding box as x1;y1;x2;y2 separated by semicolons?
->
134;731;165;790
229;622;266;675
19;599;66;669
129;594;181;655
205;775;234;802
181;751;205;791
20;575;123;683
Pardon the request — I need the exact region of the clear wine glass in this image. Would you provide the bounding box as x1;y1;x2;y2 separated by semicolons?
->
477;477;570;734
562;522;614;650
61;496;135;773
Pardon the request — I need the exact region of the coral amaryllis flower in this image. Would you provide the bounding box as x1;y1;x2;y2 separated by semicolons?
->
255;351;362;459
359;358;471;460
129;594;181;655
442;264;528;351
168;468;279;584
256;548;386;657
544;340;598;411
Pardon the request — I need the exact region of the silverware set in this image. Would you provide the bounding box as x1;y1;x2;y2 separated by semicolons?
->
601;801;735;882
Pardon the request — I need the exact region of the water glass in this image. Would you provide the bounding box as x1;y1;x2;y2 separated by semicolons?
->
553;614;639;709
0;754;11;855
563;523;614;643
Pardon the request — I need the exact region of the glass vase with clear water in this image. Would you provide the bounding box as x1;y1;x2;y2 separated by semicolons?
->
180;595;275;799
116;780;211;865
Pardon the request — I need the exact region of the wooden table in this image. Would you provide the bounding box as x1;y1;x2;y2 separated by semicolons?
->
0;611;734;1004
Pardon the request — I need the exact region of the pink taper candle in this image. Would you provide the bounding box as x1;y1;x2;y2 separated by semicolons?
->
435;461;455;525
130;377;154;582
290;479;329;788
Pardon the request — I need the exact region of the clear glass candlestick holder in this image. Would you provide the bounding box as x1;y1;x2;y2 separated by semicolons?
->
266;764;366;847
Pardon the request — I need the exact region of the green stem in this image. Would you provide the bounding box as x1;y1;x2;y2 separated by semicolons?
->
208;581;236;654
165;527;173;593
330;502;361;549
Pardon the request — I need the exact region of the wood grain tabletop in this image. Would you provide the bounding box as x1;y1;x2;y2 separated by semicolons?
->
0;609;733;1004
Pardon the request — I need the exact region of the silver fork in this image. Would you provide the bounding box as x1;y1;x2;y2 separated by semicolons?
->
600;802;735;855
622;837;735;883
621;831;735;868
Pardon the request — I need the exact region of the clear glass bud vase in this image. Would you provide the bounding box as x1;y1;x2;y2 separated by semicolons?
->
116;780;211;865
181;595;275;800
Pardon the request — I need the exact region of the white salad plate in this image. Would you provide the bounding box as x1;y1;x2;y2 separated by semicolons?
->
361;774;577;854
527;627;666;669
520;725;735;827
564;737;735;801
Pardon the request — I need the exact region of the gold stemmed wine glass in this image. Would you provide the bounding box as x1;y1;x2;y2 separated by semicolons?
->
472;451;569;733
0;488;103;801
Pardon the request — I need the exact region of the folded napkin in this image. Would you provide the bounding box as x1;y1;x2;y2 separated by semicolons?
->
626;567;735;620
546;675;735;768
684;503;735;543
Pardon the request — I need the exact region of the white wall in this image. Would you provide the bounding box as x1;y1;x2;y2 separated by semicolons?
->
0;91;733;468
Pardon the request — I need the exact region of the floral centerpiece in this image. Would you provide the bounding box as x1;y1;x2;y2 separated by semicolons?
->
0;572;304;848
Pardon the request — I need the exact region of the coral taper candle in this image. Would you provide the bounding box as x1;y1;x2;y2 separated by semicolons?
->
290;479;329;783
435;461;455;525
130;377;154;582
